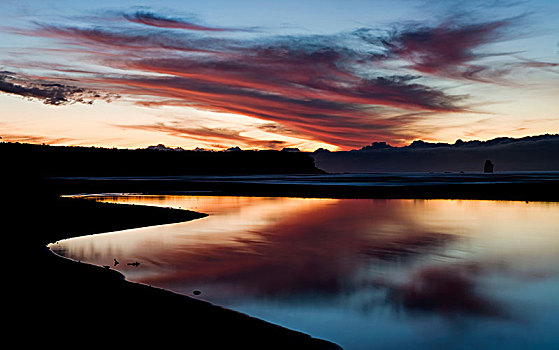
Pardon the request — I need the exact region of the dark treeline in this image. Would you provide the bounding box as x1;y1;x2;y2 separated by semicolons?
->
1;142;324;176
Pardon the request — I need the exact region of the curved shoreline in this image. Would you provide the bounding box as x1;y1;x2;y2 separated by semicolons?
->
17;195;341;349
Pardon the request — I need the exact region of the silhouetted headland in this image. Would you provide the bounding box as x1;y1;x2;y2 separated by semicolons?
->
312;134;559;173
1;142;324;176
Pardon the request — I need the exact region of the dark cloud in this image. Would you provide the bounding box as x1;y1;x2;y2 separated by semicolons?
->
388;263;504;317
0;72;117;105
123;11;238;32
257;123;302;136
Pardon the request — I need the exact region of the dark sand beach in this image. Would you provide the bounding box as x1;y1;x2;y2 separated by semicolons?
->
7;176;341;349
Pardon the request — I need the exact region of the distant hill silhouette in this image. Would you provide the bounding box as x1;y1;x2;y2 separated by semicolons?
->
1;142;324;176
312;134;559;173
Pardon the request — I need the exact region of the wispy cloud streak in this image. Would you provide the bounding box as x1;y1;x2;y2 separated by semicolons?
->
0;133;74;145
116;122;290;149
123;11;238;32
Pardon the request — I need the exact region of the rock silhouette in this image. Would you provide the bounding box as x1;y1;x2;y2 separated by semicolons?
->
484;160;494;173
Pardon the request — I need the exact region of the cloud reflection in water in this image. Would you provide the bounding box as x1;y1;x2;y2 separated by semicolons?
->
51;196;559;348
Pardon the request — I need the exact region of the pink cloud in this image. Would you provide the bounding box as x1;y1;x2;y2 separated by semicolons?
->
4;12;548;149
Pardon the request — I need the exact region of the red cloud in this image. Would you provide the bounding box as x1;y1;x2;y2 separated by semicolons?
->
379;19;540;82
5;12;546;149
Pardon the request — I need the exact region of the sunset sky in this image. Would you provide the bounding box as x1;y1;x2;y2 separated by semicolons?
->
1;0;557;151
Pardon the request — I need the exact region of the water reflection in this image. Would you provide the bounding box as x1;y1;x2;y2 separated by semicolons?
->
50;196;559;349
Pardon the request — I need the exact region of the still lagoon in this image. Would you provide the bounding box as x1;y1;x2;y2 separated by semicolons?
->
49;196;559;349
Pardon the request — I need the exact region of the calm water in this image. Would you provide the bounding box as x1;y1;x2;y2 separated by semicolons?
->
49;196;559;349
58;171;559;187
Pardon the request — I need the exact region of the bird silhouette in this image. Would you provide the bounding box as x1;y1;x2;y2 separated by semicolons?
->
114;258;119;267
127;261;140;267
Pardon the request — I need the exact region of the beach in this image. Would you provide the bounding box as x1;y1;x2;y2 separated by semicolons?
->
7;177;341;349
